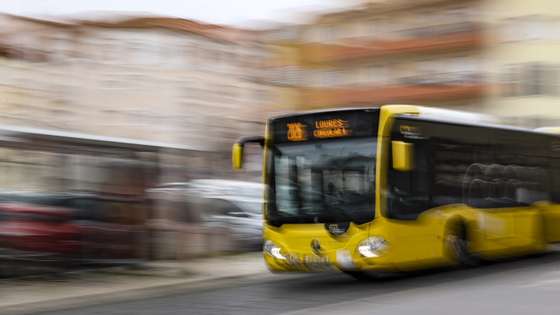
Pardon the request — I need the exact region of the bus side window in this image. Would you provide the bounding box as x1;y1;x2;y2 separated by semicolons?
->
387;138;431;220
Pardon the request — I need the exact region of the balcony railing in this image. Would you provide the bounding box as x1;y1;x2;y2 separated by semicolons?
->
300;83;488;108
300;23;484;64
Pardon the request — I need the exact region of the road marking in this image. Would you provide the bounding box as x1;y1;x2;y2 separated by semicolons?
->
519;269;560;288
520;278;560;288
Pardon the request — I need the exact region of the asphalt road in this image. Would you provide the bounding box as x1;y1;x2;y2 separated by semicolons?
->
34;252;560;315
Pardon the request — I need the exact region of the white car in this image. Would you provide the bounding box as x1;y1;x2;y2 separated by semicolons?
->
185;180;264;250
199;197;263;250
148;180;265;250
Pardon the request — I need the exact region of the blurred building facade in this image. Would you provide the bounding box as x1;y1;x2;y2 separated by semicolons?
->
263;0;560;126
482;0;560;125
0;14;271;180
0;14;274;260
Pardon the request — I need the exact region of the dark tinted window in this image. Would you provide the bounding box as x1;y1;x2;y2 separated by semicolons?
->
388;117;556;220
387;137;431;219
552;157;560;203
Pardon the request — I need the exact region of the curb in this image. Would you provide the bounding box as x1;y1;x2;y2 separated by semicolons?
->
0;272;274;315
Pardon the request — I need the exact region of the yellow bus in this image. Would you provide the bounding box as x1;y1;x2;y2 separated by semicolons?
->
232;105;560;278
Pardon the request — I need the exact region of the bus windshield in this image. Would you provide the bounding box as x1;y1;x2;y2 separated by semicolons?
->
269;137;376;226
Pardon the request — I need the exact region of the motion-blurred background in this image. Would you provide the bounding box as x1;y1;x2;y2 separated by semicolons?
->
0;0;559;273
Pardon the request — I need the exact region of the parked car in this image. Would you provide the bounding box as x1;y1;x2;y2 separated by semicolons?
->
0;201;80;256
38;193;144;261
186;180;264;250
0;192;143;261
198;197;263;250
185;179;264;204
148;180;265;250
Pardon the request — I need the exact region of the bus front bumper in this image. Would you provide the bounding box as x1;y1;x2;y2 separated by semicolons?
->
263;250;396;273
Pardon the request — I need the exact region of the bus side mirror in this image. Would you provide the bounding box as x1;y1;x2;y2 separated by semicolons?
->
232;136;265;170
232;143;244;170
392;141;414;172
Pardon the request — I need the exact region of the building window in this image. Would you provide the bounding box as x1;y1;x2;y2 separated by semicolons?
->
318;25;337;42
502;63;559;96
500;16;560;42
368;65;388;86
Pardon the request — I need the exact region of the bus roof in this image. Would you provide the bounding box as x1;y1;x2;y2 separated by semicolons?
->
397;112;560;139
535;127;560;134
268;105;550;135
268;106;379;120
268;105;493;124
417;107;497;126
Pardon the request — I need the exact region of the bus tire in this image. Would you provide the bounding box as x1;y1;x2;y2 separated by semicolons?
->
534;212;548;252
343;270;375;281
445;222;479;267
343;270;397;281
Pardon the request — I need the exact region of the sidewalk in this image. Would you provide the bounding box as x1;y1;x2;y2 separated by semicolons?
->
0;252;269;315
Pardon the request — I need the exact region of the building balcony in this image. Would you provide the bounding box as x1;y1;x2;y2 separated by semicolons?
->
300;24;484;64
0;42;49;62
299;83;488;108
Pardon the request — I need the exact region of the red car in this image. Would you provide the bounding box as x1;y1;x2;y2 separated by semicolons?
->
0;193;144;262
0;202;80;255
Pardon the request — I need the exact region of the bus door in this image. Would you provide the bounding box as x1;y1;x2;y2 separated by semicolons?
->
386;136;443;264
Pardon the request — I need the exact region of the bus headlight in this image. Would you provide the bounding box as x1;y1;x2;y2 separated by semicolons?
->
264;240;286;260
358;236;388;258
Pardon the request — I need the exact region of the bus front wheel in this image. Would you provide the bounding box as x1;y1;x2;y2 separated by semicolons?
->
343;270;399;281
445;223;479;267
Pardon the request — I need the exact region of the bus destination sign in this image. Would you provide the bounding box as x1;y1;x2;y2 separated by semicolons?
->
272;109;379;143
313;118;350;139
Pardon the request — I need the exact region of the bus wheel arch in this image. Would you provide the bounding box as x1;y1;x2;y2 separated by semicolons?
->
444;218;479;267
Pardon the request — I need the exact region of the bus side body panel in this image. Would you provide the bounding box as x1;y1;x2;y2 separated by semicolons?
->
540;204;560;243
369;106;432;270
538;155;560;243
386;115;551;262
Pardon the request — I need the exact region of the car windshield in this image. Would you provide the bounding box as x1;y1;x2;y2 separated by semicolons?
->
269;137;376;226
